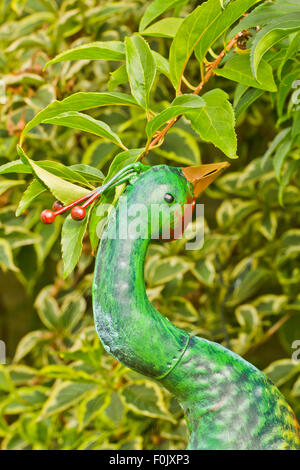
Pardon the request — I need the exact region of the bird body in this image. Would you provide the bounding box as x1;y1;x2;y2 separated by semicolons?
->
92;165;300;450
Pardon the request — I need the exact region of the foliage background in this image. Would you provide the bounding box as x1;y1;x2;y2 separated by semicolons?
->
0;0;300;450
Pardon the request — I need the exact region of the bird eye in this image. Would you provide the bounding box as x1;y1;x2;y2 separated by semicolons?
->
164;193;174;204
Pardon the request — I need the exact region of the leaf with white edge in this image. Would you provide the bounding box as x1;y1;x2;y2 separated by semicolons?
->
192;259;215;286
40;381;95;418
60;294;86;331
0;239;18;272
78;390;108;431
264;359;300;387
16;179;46;216
187;89;237;159
251;13;300;77
273;139;292;182
292;376;300;397
148;256;193;286
17;145;90;204
0;179;25;196
20;92;138;143
125;35;156;110
146;95;205;137
153;127;201;165
61;208;90;278
139;0;183;31
14;331;50;363
141;18;183;38
44;41;125;68
215;54;277;92
42;111;126;149
121;382;175;422
258;211;277;241
235;304;259;332
34;286;61;330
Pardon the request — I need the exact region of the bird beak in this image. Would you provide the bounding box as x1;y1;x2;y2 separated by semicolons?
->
181;162;230;198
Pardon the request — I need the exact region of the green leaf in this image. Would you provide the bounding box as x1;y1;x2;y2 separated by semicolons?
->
235;304;259;332
258;211;277;241
0;239;18;272
0;179;25;196
148;256;193;286
44;41;125;68
17;146;90;205
42;111;126;149
273;139;292;181
16;179;46;216
121;382;174;422
20;92;138;143
125;35;156;110
187;89;237;159
227;268;270;307
14;331;49;363
169;0;260;91
139;0;183;31
261;128;291;168
251;13;300;77
146;95;205;137
191;259;215;286
61;209;90;278
40;381;94;418
141;18;183;38
153;127;201;165
105;148;144;182
78;390;107;431
0;160;31;175
215;54;277;92
60;294;86;331
234;87;264;119
108;64;128;91
34;286;61;330
264;359;300;387
152;51;171;80
278;31;300;79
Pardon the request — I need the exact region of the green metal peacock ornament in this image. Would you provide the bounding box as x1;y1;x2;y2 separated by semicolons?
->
42;161;300;450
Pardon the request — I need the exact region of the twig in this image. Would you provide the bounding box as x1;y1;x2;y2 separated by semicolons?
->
140;33;240;160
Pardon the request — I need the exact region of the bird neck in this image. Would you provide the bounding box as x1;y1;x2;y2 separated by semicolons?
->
93;186;189;378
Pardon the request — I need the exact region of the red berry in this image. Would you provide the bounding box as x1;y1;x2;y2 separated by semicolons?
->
41;209;55;224
52;200;64;211
71;206;86;221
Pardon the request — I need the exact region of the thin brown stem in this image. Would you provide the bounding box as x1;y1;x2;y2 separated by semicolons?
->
140;33;240;161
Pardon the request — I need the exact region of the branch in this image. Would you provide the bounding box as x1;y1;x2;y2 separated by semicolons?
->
141;33;240;160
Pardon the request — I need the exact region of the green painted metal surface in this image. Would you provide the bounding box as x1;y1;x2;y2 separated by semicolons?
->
92;165;300;450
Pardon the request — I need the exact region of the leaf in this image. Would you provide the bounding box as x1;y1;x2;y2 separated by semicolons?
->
191;259;215;286
227;268;270;307
61;209;90;278
20;92;138;143
234;87;263;119
42;111;126;149
60;294;86;331
16;179;46;216
169;0;260;91
187;89;237;159
153;127;201;165
261;128;291;168
105;148;144;182
264;359;300;387
125;35;156;110
121;382;174;422
278;31;300;79
108;64;128;91
235;304;259;332
0;239;18;272
0;179;25;196
152;51;171;79
78;390;107;431
141;18;183;38
34;286;61;330
0;160;31;175
251;13;300;77
273;139;292;182
146;94;205;137
292;375;300;397
44;41;125;68
148;256;193;286
14;331;49;363
40;381;94;418
258;211;277;241
17;146;90;205
139;0;183;31
215;54;277;92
